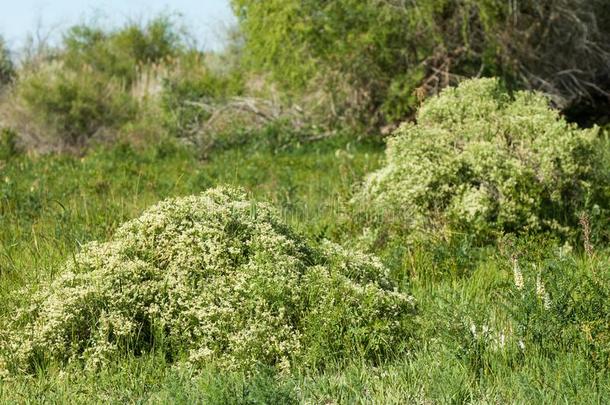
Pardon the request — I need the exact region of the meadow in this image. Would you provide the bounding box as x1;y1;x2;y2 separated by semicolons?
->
1;3;610;403
1;135;609;403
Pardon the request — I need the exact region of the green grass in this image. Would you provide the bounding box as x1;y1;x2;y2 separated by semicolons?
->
0;137;380;287
1;137;610;403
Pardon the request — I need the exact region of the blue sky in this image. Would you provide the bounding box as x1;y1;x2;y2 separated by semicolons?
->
0;0;235;51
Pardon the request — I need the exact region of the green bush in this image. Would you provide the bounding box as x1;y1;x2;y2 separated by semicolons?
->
63;16;184;86
6;17;187;147
355;78;607;243
233;0;610;128
17;64;136;144
232;0;437;128
1;187;414;374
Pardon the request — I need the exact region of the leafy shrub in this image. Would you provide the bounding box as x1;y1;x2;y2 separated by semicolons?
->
3;17;186;148
233;0;610;128
232;0;436;128
17;64;136;145
1;187;414;374
0;36;14;86
354;78;607;243
63;16;184;86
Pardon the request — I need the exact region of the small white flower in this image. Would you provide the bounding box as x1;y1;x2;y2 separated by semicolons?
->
513;259;524;290
536;271;551;310
558;242;573;259
2;187;414;373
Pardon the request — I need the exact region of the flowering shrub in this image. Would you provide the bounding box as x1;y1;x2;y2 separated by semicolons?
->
355;78;606;242
1;187;414;373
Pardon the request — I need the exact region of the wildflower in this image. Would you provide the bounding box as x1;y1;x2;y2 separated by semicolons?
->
513;258;524;290
498;333;505;348
558;242;573;259
579;213;594;257
535;270;551;310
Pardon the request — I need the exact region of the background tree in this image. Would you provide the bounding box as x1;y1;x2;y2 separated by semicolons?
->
232;0;610;129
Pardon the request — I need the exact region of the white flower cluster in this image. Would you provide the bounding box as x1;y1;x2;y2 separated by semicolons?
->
512;259;524;290
355;78;602;241
469;323;525;353
2;187;414;374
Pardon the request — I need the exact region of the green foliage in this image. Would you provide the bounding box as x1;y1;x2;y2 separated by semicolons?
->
17;65;136;144
0;128;19;160
232;0;441;127
160;52;244;139
2;186;413;374
356;78;607;243
233;0;610;127
4;16;191;147
0;36;14;85
62;16;184;85
5;16;253;150
501;238;610;369
1;137;610;401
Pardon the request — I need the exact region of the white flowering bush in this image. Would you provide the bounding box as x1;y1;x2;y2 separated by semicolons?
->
355;78;606;242
1;187;414;374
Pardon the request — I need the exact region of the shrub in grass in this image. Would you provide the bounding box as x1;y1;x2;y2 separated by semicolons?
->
355;78;607;243
62;16;184;86
1;187;414;374
16;64;136;145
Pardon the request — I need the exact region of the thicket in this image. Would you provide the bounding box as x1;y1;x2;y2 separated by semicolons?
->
2;2;608;152
1;18;200;148
0;17;257;151
1;187;414;374
6;19;181;147
232;0;610;129
0;36;14;86
355;78;608;243
61;16;184;86
16;64;137;145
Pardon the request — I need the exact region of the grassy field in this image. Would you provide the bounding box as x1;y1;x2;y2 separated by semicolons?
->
1;136;609;403
1;4;609;402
